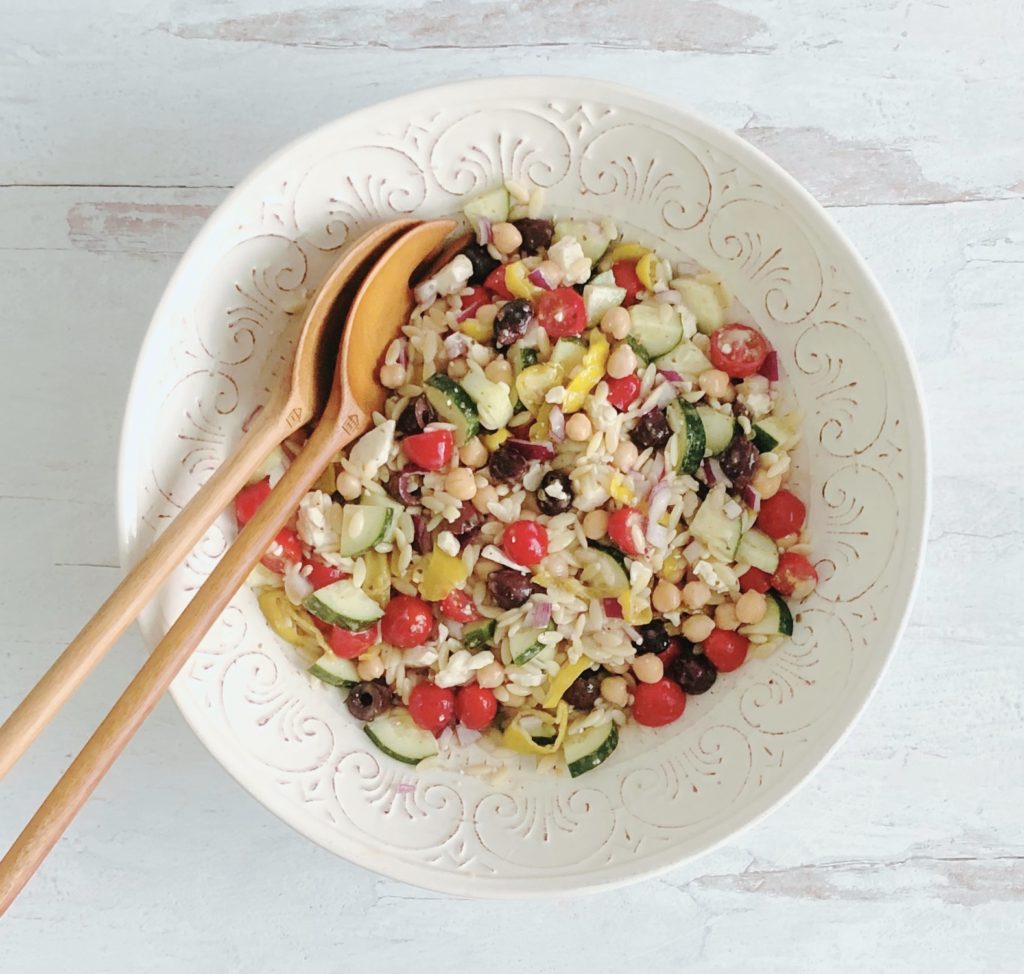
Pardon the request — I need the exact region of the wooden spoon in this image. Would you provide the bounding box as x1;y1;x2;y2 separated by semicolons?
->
0;218;457;913
0;219;417;783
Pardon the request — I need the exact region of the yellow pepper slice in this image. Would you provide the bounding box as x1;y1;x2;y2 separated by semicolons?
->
605;241;650;265
257;587;328;661
608;472;635;505
543;656;594;709
530;403;553;442
636;252;659;291
619;590;653;626
418;549;468;602
362;550;392;607
505;260;542;300
562;330;609;413
515;361;563;414
459;316;493;343
501;701;569;755
482;428;510;451
659;549;687;584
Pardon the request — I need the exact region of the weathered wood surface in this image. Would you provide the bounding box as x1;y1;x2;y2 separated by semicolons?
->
1;1;1022;970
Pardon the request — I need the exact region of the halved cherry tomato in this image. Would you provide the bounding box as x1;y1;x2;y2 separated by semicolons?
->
605;373;642;411
502;520;549;566
612;260;643;305
408;682;456;735
235;478;271;525
456;285;490;323
709;323;771;378
607;506;646;557
401;428;454;471
657;636;686;670
484;265;513;300
455;684;498;730
739;566;773;594
261;528;303;574
771;552;818;599
381;594;434;649
327;622;380;660
702;628;749;672
602;597;624;618
534;286;587;338
756;489;806;540
439;588;481;623
306;559;347;590
632;679;687;727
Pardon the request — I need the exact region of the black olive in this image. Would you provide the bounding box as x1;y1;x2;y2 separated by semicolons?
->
719;435;759;488
563;671;602;710
487;569;538;609
396;395;435;437
512;218;554;254
669;653;717;695
447;504;484;546
494;299;533;349
346;681;392;721
630;407;672;451
536;470;573;516
411;513;432;554
460;242;500;285
488;442;530;483
633;620;670;655
387;470;421;505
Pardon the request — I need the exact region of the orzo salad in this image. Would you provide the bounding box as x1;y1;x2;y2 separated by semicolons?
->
237;183;817;778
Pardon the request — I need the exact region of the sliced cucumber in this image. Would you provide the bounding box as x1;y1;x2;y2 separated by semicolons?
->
583;283;627;326
667;399;705;475
626;337;652;366
739;589;794;637
509;344;539;412
553;219;612;261
425;374;479;445
550;336;588;374
696;404;737;456
689;488;742;561
463;618;497;650
464;187;510;227
588;269;617;288
655;339;713;379
628;303;684;358
579;540;630;597
675;278;725;335
308;651;359;688
364;708;439;765
304;580;384;631
338;504;394;558
564;721;618;778
461;367;514;431
735;528;779;574
509;626;551;666
752;415;794;452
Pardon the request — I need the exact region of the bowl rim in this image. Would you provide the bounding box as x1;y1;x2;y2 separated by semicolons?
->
116;75;930;896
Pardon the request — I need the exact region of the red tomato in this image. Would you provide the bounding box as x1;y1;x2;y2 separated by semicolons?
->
327;622;380;660
772;552;818;599
235;478;271;526
306;559;347;590
658;636;686;670
381;594;434;649
605;373;641;411
455;684;498;730
602;597;623;618
612;260;643;305
534;286;587;338
408;682;456;735
456;285;490;323
702;629;749;672
439;588;481;623
709;323;771;378
484;265;513;300
607;506;646;557
756;489;806;540
502;520;549;566
401;429;454;471
261;528;303;574
632;679;687;727
739;566;773;594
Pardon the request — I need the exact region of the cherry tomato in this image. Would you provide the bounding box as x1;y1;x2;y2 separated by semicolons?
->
484;265;513;300
455;684;498;730
439;588;481;623
739;566;773;594
235;478;271;525
756;489;806;540
534;286;587;338
631;679;687;727
602;597;623;619
306;559;347;590
401;428;454;471
702;628;749;672
658;636;686;670
771;552;818;599
709;323;771;378
607;506;646;557
605;373;642;411
408;682;456;735
457;285;490;323
261;528;303;574
502;519;549;566
327;622;380;660
612;260;643;305
381;594;435;649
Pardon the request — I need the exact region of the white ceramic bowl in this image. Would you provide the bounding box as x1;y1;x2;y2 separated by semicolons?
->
117;77;928;896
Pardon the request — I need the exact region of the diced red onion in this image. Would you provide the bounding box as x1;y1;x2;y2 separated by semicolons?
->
475;217;492;246
658;369;683;383
443;332;469;359
759;350;780;382
527;266;556;291
528;600;553;628
701;458;716;485
481;543;529;571
602;597;624;619
548;406;565;443
741;484;762;511
507;439;556;460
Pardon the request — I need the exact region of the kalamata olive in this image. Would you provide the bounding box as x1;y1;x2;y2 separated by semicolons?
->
633;620;670;655
447;503;484;545
488;441;530;483
563;671;602;710
396;395;435;436
630;407;672;450
719;435;759;488
487;569;538;609
731;399;751;419
346;681;392;721
536;470;573;515
512;218;554;254
669;653;717;695
494;299;533;349
460;242;500;285
387;470;421;505
411;513;432;554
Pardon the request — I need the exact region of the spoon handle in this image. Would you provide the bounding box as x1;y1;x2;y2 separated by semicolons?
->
0;405;364;914
0;406;294;782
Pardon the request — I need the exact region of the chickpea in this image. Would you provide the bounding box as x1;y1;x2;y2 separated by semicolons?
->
582;509;608;540
357;655;385;681
714;601;740;631
681;580;711;611
606;343;637;379
651;580;682;613
471;484;499;514
459;437;488;469
613;440;639;471
735;589;768;625
600;675;629;707
491;222;523;255
600;306;631;341
698;369;731;400
476;661;505;689
484;357;513;387
335;470;362;501
632;653;665;684
444;467;477;501
565;412;593;442
447;357;469;379
752;467;782;500
681;613;715;643
379;363;406;389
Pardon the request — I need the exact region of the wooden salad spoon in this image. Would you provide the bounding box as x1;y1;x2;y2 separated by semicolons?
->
0;219;418;783
0;218;457;913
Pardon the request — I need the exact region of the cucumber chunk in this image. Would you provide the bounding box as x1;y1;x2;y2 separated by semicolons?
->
628;303;684;358
425;374;480;445
667;399;706;475
364;708;439;765
464;187;510;227
696;404;737;457
304;580;384;631
550;336;588;374
583;284;627;326
564;721;618;777
338;504;394;557
461;367;514;431
308;652;359;687
579;540;630;597
690;488;742;561
655;339;713;379
463;618;497;649
509;626;550;666
735;528;779;574
739;590;794;637
752;415;794;452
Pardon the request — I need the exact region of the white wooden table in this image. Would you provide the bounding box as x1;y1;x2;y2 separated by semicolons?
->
3;2;1022;969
